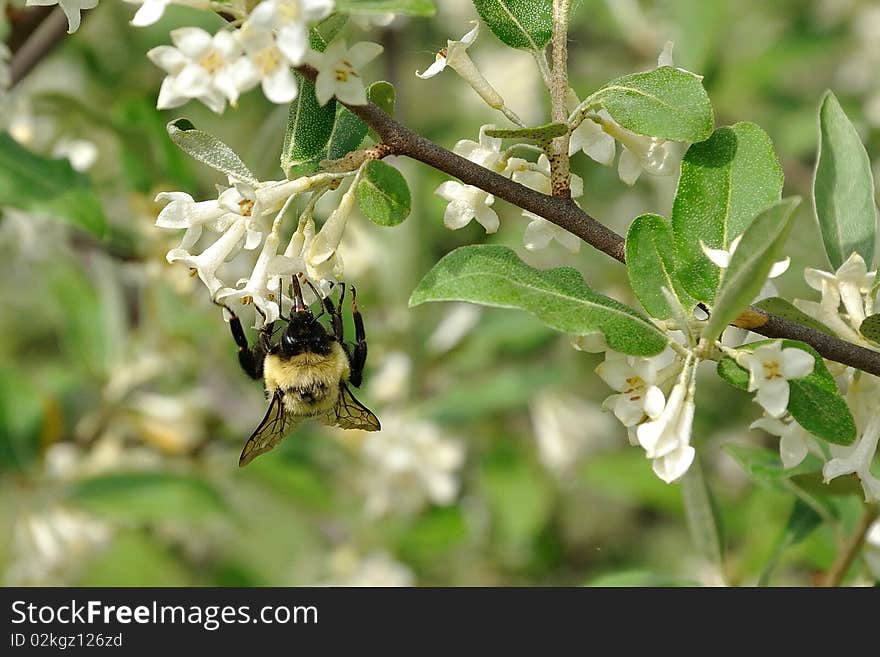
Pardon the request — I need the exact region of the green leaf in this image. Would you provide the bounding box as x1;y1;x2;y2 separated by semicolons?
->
586;570;699;587
166;119;257;185
626;213;697;319
484;122;568;142
703;198;800;342
585;66;714;142
357;160;411;226
336;0;436;15
724;443;824;482
472;0;553;50
813;91;878;269
758;499;825;586
281;74;337;178
717;339;857;446
67;473;226;523
860;313;880;345
326;106;369;161
755;297;837;337
409;245;669;356
681;457;725;577
310;14;348;52
0;133;107;237
368;80;396;116
672;123;784;302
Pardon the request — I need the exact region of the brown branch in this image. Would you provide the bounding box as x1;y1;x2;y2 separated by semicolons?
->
819;504;879;587
311;67;880;378
9;8;70;88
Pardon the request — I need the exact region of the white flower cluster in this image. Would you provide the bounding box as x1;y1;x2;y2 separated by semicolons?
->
750;253;880;502
592;340;698;483
357;410;466;517
137;0;381;112
434;125;584;252
155;172;356;326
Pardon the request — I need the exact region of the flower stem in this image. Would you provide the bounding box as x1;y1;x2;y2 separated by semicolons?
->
549;0;573;198
819;503;879;587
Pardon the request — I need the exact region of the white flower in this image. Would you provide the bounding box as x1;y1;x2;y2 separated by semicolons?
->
750;416;816;469
249;0;335;66
124;0;210;27
595;350;668;429
510;155;583;252
26;0;98;34
51;138;98;172
803;252;876;329
147;28;242;113
635;360;697;483
701;233;790;278
167;218;248;296
307;40;383;106
368;351;412;403
740;341;814;418
434;181;499;233
305;178;357;282
568;109;616;166
357;413;465;517
230;24;299;104
351;12;396;30
216;231;286;324
823;374;880;503
416;24;505;111
453;125;506;172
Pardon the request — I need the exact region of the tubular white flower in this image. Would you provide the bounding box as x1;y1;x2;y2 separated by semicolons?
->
804;253;876;328
750;416;816;469
701;233;790;278
435;181;499;234
231;24;299;104
453;125;506;172
635;358;697;483
740;341;814;418
26;0;98;34
865;521;880;580
823;374;880;502
568;109;616;166
510;155;583;251
147;28;242;113
416;24;505;110
166;219;248;296
249;0;335;66
215;231;284;325
124;0;210;27
308;40;383;106
304;180;356;286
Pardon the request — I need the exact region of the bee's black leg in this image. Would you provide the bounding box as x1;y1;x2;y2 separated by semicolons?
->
215;301;271;380
348;286;367;388
325;283;345;342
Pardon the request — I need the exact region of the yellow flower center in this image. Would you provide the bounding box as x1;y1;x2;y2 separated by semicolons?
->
334;61;360;83
763;360;782;380
238;198;254;216
198;49;225;75
277;0;302;24
625;376;647;401
253;46;281;74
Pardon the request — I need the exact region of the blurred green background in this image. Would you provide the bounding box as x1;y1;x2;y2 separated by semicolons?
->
1;0;878;586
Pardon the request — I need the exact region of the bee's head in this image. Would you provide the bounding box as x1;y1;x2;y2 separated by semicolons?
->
280;277;332;356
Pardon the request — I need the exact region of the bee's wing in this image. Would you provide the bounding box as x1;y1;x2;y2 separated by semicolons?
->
239;391;301;467
323;382;381;432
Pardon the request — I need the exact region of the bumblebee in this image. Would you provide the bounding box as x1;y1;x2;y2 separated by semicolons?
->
221;277;380;466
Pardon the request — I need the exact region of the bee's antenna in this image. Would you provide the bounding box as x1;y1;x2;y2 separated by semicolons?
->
292;275;307;313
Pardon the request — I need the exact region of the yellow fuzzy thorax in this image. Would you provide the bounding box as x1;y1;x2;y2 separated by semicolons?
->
262;342;351;416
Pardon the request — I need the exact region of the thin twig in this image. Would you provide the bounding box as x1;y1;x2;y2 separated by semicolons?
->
9;8;70;88
548;0;573;197
819;504;879;587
